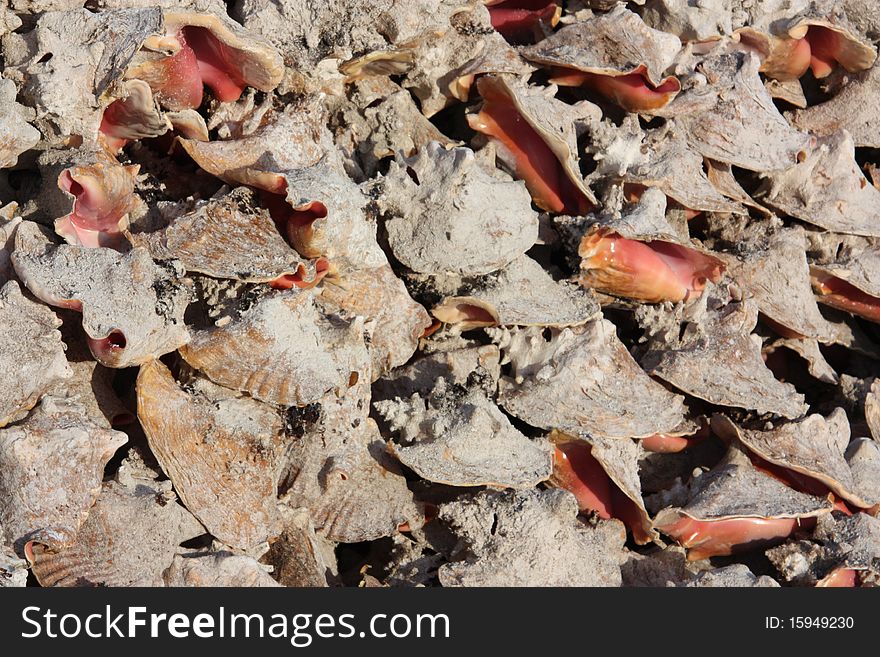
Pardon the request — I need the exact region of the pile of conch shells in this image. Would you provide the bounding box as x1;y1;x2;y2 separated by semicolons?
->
3;0;880;589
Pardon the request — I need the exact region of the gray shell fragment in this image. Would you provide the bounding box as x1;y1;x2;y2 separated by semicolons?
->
758;131;880;237
129;186;322;285
375;378;552;489
721;226;837;341
380;142;538;276
0;548;27;588
671;50;812;172
180;290;356;407
431;255;600;329
685;564;779;587
12;222;191;368
641;298;808;419
138;360;286;552
438;489;625;587
845;438;880;510
766;336;838;384
640;0;733;41
497;319;693;439
0;397;127;551
163;551;281;587
26;477;204;587
0;280;72;427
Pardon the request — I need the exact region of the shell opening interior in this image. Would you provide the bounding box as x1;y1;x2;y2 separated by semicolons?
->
550;66;681;112
469;80;592;214
656;515;813;561
812;271;880;323
486;0;561;43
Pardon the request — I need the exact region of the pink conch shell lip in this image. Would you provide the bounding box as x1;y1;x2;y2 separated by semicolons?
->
549;64;681;112
811;269;880;323
579;229;724;303
467;77;593;215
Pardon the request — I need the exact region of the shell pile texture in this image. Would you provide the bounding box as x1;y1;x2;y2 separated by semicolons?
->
2;0;880;588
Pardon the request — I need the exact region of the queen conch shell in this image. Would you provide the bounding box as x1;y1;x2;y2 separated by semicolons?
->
495;319;694;440
0;78;40;168
379;142;538;276
12;221;191;368
125;10;284;111
138;360;286;552
0;397;126;552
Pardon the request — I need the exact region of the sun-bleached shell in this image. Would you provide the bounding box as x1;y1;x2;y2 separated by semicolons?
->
379;142;538;276
163;550;281;587
845;438;880;512
720;226;837;341
0;280;71;427
320;264;431;379
713;410;874;509
789;60;880;147
654;446;832;527
438;489;625;587
375;377;552;489
523;5;682;87
12;221;191;368
138;360;286;552
669;49;812;172
431;255;600;330
496;320;693;439
128;186;325;287
765;336;839;384
2;8;163;142
180;290;360;407
0;397;126;551
26;476;204;587
640;296;808;419
758;131;880;237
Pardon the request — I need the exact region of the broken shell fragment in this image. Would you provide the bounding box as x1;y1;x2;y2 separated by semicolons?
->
550;431;656;545
0;280;71;428
654;447;832;560
0;397;126;551
375;378;553;489
640;297;808;419
496;319;693;439
263;506;332;587
809;235;880;323
522;6;682;112
26;477;204;587
126;10;284;111
758;131;880;237
467;75;597;214
129;186;327;288
379;142;538;276
438;488;625;586
180;290;359;407
137;360;286;552
432;255;600;329
12;221;191;368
